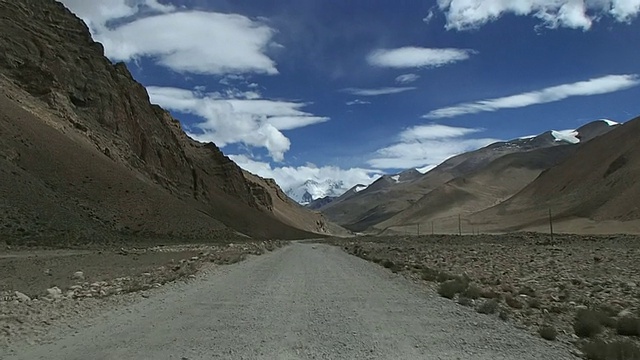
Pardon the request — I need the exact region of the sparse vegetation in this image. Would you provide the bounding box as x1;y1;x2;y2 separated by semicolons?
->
583;339;640;360
457;296;473;307
477;299;499;314
527;298;541;309
479;288;501;299
438;278;468;299
574;309;604;338
616;316;640;336
505;295;524;309
539;325;557;341
463;284;481;299
421;267;440;282
332;235;640;358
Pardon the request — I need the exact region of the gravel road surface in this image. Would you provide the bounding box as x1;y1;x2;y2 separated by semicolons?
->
4;243;576;359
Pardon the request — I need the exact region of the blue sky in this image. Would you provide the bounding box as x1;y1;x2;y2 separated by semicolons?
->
62;0;640;194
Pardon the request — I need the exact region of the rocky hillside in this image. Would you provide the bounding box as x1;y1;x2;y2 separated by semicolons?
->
471;116;640;233
0;0;340;244
321;120;618;232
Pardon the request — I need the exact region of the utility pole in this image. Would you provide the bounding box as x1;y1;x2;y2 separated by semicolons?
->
431;221;434;235
458;214;462;236
549;208;554;241
417;223;420;236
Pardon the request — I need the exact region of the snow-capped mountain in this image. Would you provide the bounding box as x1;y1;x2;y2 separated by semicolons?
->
285;179;347;205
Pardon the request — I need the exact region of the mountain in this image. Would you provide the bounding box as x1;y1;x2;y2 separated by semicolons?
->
0;0;343;244
374;145;579;234
320;120;619;232
468;116;640;234
285;179;347;205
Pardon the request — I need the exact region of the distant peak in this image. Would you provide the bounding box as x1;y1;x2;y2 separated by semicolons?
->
599;119;619;126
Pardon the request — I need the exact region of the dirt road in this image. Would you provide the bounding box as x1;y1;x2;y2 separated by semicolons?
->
4;243;575;359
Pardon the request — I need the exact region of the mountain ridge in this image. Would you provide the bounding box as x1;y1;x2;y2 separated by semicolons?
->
0;0;343;244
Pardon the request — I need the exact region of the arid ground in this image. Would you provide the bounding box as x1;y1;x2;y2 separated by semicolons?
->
326;234;640;359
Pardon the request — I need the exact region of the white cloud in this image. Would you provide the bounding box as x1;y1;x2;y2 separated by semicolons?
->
424;74;640;119
395;74;421;84
369;124;499;169
346;99;372;106
367;47;475;69
399;124;483;141
61;1;279;75
229;155;382;196
342;87;417;96
438;0;640;31
147;86;329;161
60;0;172;30
423;9;436;23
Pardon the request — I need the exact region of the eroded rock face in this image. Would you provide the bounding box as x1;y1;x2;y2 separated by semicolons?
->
0;0;334;240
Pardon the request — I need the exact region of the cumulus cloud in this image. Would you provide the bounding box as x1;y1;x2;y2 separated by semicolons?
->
367;47;475;69
369;124;499;169
147;86;329;161
424;74;640;119
229;155;382;195
395;74;421;84
342;87;417;96
60;1;279;75
437;0;640;31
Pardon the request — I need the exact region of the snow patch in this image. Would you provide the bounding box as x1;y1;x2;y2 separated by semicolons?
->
600;119;619;126
551;129;580;144
355;185;367;192
390;175;400;183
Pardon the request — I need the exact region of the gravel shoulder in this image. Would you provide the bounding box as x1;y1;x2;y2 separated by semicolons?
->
3;243;575;360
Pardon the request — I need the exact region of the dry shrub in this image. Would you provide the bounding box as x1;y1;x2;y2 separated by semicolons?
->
617;317;640;336
505;295;524;309
574;309;604;338
583;339;640;360
463;285;481;300
539;325;557;341
477;299;499;315
438;278;468;299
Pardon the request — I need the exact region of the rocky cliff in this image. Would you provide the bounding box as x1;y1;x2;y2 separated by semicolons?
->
0;0;339;244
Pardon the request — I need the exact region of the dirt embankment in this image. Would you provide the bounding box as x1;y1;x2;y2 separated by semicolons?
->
327;234;640;359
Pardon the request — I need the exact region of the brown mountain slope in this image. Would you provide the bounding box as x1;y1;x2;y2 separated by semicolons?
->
470;116;640;233
0;0;339;244
321;127;594;232
374;145;578;234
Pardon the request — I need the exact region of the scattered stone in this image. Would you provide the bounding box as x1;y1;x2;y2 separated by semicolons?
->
46;287;63;300
14;291;31;302
72;271;85;281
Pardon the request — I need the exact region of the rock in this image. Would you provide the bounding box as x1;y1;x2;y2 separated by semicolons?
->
43;269;52;276
72;271;85;280
142;272;152;277
46;287;63;299
618;309;634;318
14;291;31;302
